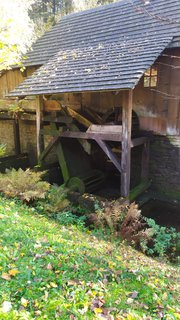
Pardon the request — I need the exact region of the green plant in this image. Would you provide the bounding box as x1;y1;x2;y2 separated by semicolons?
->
140;218;180;257
0;144;6;157
40;185;70;214
56;211;86;227
0;168;50;202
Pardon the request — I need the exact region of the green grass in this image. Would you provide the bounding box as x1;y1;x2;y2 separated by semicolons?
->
0;196;179;319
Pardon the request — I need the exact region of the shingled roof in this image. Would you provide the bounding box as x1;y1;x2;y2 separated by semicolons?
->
9;0;180;97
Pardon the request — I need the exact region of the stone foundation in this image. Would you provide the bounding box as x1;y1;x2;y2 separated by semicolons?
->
150;135;180;200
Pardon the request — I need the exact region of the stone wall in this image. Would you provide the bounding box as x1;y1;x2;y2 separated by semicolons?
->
150;135;180;200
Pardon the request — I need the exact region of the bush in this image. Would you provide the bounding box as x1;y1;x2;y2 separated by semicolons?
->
89;199;180;259
39;185;70;215
0;168;50;202
140;218;180;257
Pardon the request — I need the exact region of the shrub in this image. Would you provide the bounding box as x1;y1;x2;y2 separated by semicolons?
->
140;218;180;257
90;199;180;259
0;168;50;202
40;185;70;215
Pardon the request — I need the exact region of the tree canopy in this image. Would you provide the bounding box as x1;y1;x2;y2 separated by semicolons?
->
0;0;117;70
0;0;35;71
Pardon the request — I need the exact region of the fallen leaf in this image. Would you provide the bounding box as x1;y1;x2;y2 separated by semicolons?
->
8;269;19;277
21;297;29;307
126;298;134;305
46;263;53;270
94;307;103;314
162;292;168;300
1;273;11;281
50;282;58;288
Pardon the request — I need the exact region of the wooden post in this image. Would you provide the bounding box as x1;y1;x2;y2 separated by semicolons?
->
13;119;21;155
36;96;45;159
121;89;133;198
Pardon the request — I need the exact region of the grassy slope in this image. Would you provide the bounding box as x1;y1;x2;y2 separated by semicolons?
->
0;196;179;320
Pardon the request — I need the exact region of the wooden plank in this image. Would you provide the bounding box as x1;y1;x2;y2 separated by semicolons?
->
129;180;151;202
13;120;21;155
56;142;70;183
85;108;103;124
121;90;133;198
87;124;122;134
95;138;121;173
43;115;72;123
43;100;61;111
36;96;45;158
59;130;122;142
141;140;150;182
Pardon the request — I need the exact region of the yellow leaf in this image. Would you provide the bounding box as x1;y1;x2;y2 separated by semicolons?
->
50;282;58;288
8;269;19;276
21;297;29;307
1;272;11;281
94;308;102;314
162;292;168;300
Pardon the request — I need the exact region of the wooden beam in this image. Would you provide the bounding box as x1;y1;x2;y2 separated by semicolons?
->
129;180;151;202
56;142;70;183
13;119;21;155
36;96;45;159
121;90;133;198
95;138;121;173
59;131;122;142
39;136;59;162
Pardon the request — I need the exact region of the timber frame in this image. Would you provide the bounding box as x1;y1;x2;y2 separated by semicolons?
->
34;89;150;199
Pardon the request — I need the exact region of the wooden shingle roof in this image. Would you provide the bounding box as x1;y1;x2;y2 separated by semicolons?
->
9;0;180;96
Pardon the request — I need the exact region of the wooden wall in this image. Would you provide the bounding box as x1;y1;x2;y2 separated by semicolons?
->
0;67;37;99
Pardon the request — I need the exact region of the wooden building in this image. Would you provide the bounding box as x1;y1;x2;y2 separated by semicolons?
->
0;0;180;199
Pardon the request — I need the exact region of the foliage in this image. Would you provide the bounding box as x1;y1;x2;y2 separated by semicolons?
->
90;200;180;259
0;168;50;202
56;210;86;227
73;0;116;11
140;218;180;257
38;185;70;215
0;0;35;71
0;144;6;157
0;195;179;319
30;0;118;37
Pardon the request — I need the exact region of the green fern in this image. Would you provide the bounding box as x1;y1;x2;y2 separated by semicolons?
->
0;168;50;202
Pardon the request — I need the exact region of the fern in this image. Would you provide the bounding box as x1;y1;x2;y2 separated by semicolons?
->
0;168;50;202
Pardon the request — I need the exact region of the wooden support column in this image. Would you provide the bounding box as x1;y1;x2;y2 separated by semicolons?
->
13;119;21;155
121;89;133;198
36;96;45;159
